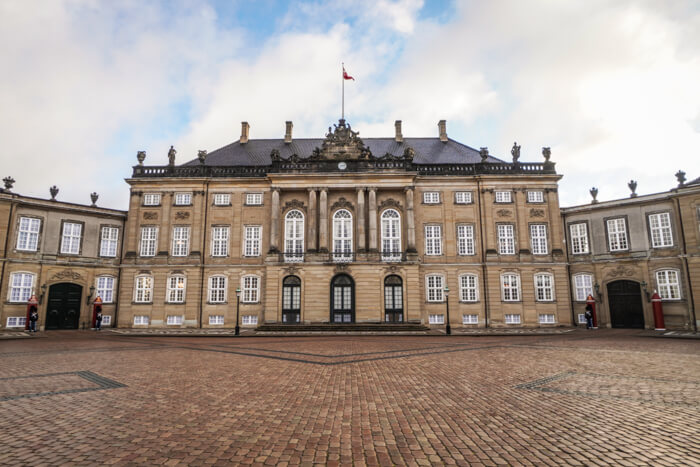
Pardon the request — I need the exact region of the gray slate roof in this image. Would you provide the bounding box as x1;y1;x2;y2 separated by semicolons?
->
182;138;504;167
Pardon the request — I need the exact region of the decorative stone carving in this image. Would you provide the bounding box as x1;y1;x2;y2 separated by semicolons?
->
136;151;146;165
334;263;350;273
529;208;546;218
283;265;300;276
198;150;207;165
331;197;354;212
311;119;372;161
270;149;281;162
51;270;83;281
675;170;686;187
383;265;400;274
2;176;15;191
49;185;59;201
168;146;176;166
90;192;99;207
403;147;415;161
283;199;306;212
496;209;512;218
143;212;158;220
628;180;637;198
511;142;520;163
479;147;489;162
590;187;599;204
542;147;551;162
379;198;402;210
607;265;636;278
175;211;190;220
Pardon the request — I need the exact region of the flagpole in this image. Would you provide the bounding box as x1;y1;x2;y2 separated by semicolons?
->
341;62;344;120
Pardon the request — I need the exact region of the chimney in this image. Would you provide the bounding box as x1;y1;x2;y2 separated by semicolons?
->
394;120;403;143
438;120;447;142
284;121;293;144
240;121;250;144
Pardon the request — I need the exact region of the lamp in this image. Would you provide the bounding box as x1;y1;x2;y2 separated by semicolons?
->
86;285;95;305
444;286;451;336
641;281;649;302
39;283;47;304
594;282;601;301
235;287;241;336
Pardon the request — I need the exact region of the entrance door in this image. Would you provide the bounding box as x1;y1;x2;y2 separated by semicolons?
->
282;276;301;324
331;274;354;323
607;280;644;328
384;275;403;323
46;283;82;330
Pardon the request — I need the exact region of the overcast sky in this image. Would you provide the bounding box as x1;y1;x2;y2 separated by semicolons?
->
1;0;699;210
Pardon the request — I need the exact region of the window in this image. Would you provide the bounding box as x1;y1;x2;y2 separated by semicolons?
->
607;218;628;251
656;270;681;300
174;193;192;205
213;193;231;206
381;209;401;260
209;315;224;325
505;314;521;324
171;227;190;256
539;314;556;324
140;227;158;257
429;314;445;324
501;273;520;301
166;315;183;325
425;225;442;255
497;224;515;255
167;276;186;303
285;210;304;261
242;315;258;325
96;276;115;303
570;223;589;254
242;275;259;303
143;193;161;206
457;225;475;255
423;192;440;204
530;224;548;255
462;314;478;324
244;226;262;256
6;317;27;327
100;226;119;257
332;210;353;261
60;222;82;254
246;193;263;205
133;315;149;325
16;217;41;251
534;274;554;301
208;276;227;303
527;191;544;203
495;191;512;203
211;226;229;257
9;272;34;302
134;276;153;303
573;274;594;301
459;274;478;302
649;213;673;248
455;192;472;204
577;313;587;324
101;315;111;326
426;275;444;302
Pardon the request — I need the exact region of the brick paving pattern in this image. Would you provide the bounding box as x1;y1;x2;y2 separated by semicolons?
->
0;330;698;466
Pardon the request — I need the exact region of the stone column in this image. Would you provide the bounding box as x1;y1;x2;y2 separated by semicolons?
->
319;188;328;253
308;188;317;252
270;187;280;253
368;187;377;252
356;188;366;252
405;187;416;252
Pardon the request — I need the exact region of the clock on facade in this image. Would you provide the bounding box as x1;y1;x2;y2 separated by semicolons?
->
337;161;347;170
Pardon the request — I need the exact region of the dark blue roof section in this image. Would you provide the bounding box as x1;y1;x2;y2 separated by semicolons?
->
182;137;505;167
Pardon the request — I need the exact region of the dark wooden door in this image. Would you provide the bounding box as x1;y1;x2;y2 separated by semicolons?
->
46;283;82;330
384;275;403;323
282;276;301;324
607;280;644;328
331;274;354;323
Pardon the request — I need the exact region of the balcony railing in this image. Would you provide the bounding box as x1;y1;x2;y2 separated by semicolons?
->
381;251;404;262
331;252;355;263
282;252;305;263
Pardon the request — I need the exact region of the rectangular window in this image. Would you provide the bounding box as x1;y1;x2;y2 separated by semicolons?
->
454;191;472;204
60;222;82;254
213;193;230;206
505;314;521;324
425;225;442;255
607;218;628;251
426;275;444;302
143;193;161;206
246;193;263;205
573;274;593;301
9;272;34;302
16;217;41;251
578;313;587;324
6;317;27;327
211;226;229;257
527;191;544;203
209;315;224;325
166;315;183;325
495;191;512;203
501;274;520;301
429;314;444;324
459;275;478;302
649;212;673;248
539;314;556;324
100;226;119;257
534;274;554;301
656;270;681;300
140;226;158;257
242;315;258;325
457;225;475;255
101;315;111;326
134;276;153;303
174;193;192;205
497;224;515;255
171;227;190;256
242;276;259;303
244;226;262;256
423;192;440;204
167;276;186;303
133;315;149;325
462;314;478;324
96;276;115;303
530;224;548;255
570;223;589;254
208;276;227;303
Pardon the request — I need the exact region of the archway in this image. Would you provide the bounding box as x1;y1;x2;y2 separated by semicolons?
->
607;280;644;328
282;275;301;324
330;274;354;323
384;275;403;323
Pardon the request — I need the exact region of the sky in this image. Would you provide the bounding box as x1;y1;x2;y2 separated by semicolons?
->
1;0;699;210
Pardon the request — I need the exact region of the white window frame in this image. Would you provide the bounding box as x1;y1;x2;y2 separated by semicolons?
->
454;191;472;204
381;209;401;260
171;226;190;257
211;226;229;257
133;275;153;303
425;225;442;256
505;314;521;324
167;275;186;303
332;210;353;260
16;217;41;251
607;218;629;251
208;275;227;303
60;222;82;255
100;226;119;257
426;274;444;302
8;272;34;303
573;273;594;302
209;315;225;325
96;276;115;303
285;210;305;261
428;314;444;324
530;224;548;255
570;223;589;255
242;315;258;325
6;317;27;327
497;224;515;255
213;193;231;206
495;191;512;203
143;193;161;206
423;192;440;204
101;315;111;326
133;315;149;325
459;274;478;302
527;191;544;203
242;275;260;303
501;273;520;302
539;314;556;324
174;192;192;206
140;226;158;257
577;313;587;324
655;269;681;300
648;212;673;248
166;315;183;325
457;224;475;256
244;226;262;257
462;314;478;324
246;193;263;205
534;273;555;302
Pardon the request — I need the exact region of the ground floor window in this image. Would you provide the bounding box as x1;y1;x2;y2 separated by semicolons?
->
166;315;183;325
209;315;224;325
242;315;258;325
6;317;26;327
133;315;149;325
539;314;555;324
101;315;112;326
577;313;587;324
429;314;444;324
505;314;521;324
462;314;478;324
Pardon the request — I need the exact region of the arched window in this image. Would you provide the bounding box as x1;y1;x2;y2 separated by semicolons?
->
284;210;304;262
501;273;520;302
572;273;594;302
167;275;186;303
134;275;153;303
381;209;401;261
534;273;554;301
655;269;681;300
333;209;353;262
96;275;116;303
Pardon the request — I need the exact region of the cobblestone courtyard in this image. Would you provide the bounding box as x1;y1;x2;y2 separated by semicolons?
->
0;330;698;466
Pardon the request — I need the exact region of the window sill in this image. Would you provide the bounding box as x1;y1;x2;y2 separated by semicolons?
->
207;302;228;305
132;302;153;305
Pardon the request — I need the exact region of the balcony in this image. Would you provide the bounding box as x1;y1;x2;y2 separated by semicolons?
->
331;252;355;263
282;252;305;263
381;251;404;262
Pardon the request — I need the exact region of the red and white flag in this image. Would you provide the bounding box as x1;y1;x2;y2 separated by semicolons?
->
343;66;355;81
